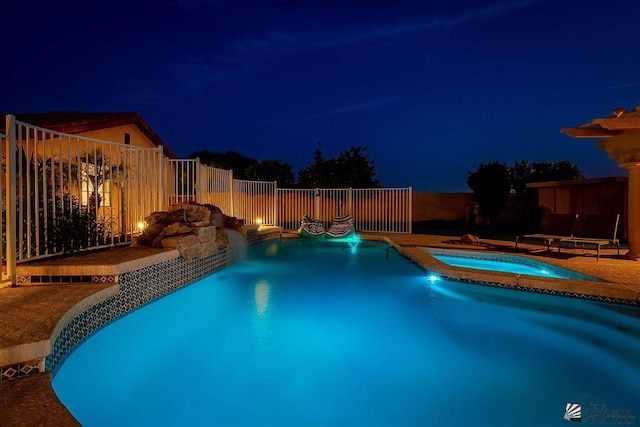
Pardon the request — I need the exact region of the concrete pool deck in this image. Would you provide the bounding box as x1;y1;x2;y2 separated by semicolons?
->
1;232;639;425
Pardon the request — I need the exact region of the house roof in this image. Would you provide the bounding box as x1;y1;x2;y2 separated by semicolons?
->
3;111;177;158
561;105;640;138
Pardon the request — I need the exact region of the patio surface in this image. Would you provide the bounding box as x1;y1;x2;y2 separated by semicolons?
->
1;233;639;425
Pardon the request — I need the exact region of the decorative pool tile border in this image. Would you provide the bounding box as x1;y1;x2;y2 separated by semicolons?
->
246;227;282;246
0;360;42;381
16;275;114;285
45;234;277;376
444;275;639;307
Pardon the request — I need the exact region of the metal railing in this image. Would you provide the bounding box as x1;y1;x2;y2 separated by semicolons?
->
198;162;233;214
277;188;316;230
352;188;412;233
3;116;167;269
167;159;198;204
275;187;412;233
2;114;412;284
233;179;277;225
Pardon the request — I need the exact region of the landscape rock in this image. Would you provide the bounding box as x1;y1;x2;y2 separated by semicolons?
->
216;227;229;248
204;204;225;227
145;212;170;225
137;223;165;246
461;234;481;244
160;222;193;237
136;201;244;260
224;216;244;232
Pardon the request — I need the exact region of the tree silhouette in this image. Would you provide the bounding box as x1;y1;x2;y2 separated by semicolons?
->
245;159;295;186
189;149;257;180
297;143;380;188
467;161;511;223
510;160;583;198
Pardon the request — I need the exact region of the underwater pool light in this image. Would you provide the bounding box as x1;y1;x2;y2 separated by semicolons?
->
427;273;440;283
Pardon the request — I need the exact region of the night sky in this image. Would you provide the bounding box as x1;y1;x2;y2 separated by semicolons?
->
4;0;640;191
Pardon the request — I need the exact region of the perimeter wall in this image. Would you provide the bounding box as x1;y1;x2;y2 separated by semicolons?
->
412;192;474;222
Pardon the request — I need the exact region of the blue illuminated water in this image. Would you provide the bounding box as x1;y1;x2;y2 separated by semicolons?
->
430;251;601;281
53;239;640;426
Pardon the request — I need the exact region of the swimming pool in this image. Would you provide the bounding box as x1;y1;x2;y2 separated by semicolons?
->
53;239;640;426
427;248;602;281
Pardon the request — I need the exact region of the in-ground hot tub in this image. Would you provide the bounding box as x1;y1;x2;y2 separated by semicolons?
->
426;248;602;281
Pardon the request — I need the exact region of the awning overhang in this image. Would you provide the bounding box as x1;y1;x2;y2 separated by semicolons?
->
560;126;631;138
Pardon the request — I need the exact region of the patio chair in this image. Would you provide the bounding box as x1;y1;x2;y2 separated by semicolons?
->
514;213;578;252
559;214;620;260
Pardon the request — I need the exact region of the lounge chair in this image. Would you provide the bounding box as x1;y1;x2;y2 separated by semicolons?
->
515;213;578;252
325;214;354;238
298;215;326;238
559;214;620;260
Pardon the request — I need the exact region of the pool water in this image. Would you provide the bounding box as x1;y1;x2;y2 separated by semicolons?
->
429;249;601;281
53;239;640;426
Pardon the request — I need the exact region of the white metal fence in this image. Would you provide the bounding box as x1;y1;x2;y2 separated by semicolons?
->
2;114;412;284
3;116;167;268
233;179;277;226
276;187;412;233
200;163;233;214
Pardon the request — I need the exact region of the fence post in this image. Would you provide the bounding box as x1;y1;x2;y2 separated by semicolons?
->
408;186;413;234
229;169;234;217
157;146;166;210
195;157;203;204
5;115;17;286
314;188;320;221
273;181;278;226
121;146;129;239
348;187;353;216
